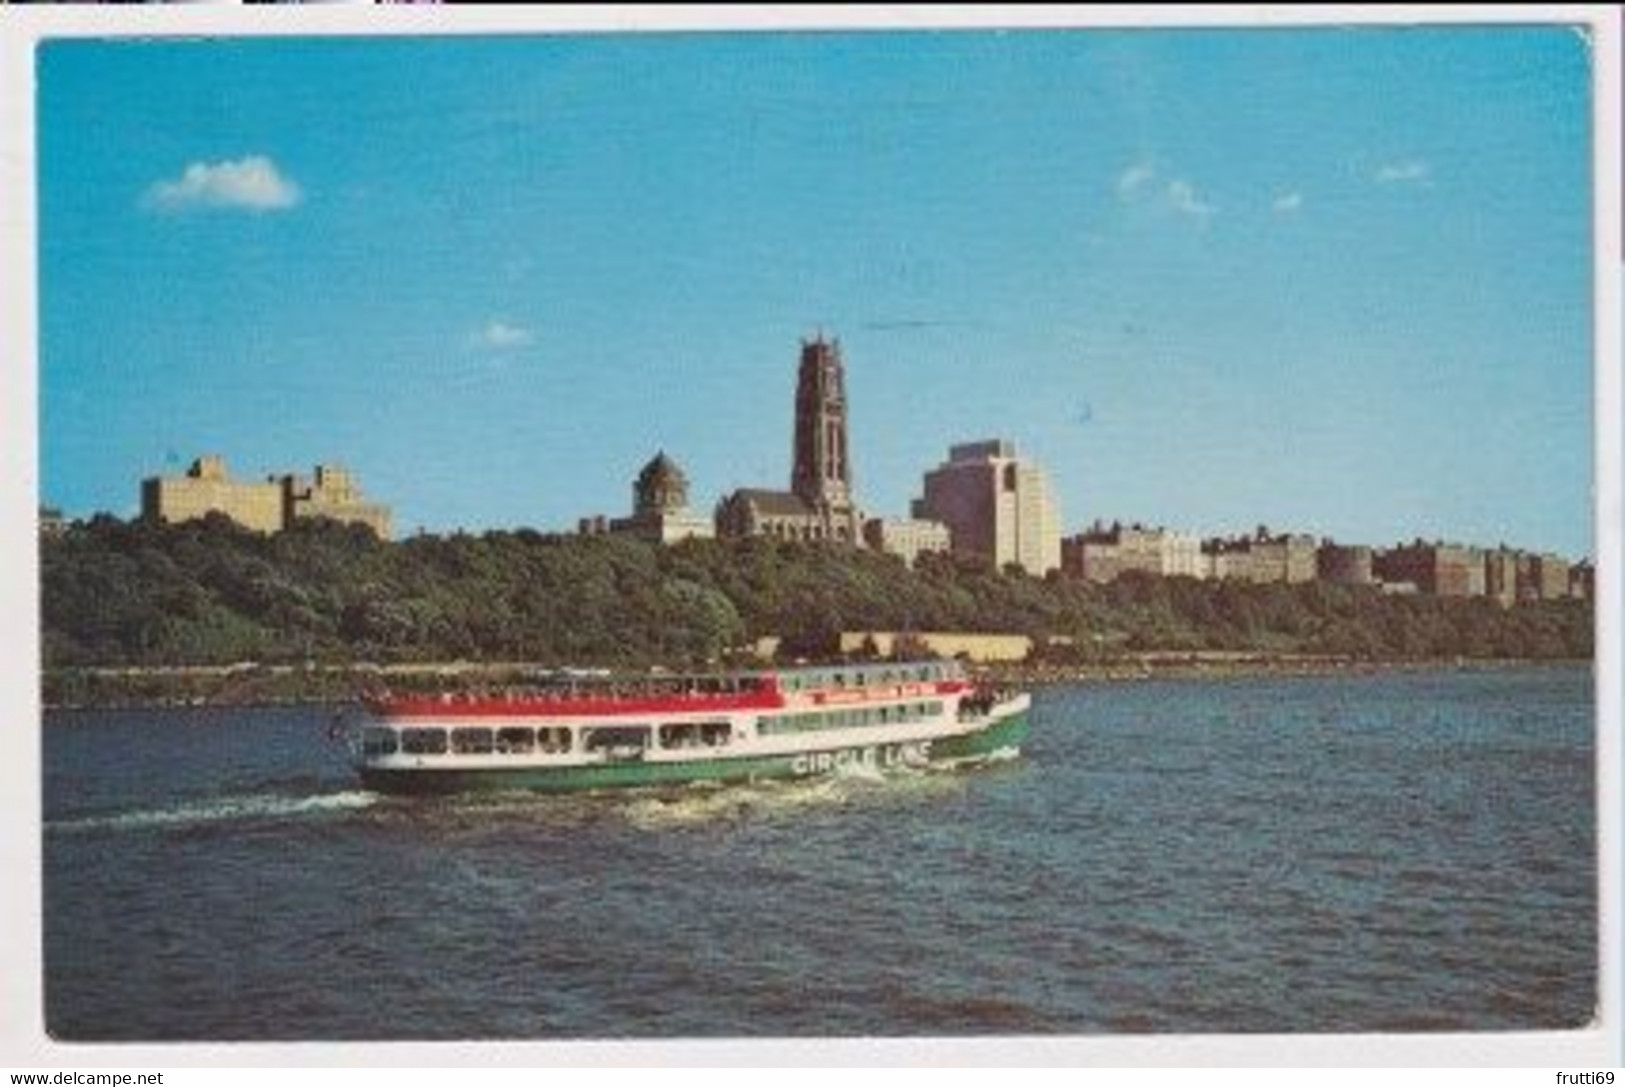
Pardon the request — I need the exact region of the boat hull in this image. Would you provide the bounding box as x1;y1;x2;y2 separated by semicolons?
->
358;705;1028;796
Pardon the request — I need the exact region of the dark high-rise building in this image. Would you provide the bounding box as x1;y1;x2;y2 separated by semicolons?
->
791;336;854;515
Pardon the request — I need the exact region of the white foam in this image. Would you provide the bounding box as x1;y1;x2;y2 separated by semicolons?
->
47;790;378;833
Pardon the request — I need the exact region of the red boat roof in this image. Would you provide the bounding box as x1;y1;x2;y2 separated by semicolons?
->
372;687;784;720
365;661;969;720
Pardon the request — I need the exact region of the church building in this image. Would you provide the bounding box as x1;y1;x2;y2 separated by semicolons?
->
609;452;714;543
715;336;864;544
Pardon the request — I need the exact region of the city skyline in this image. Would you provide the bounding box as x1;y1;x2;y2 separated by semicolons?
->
38;26;1596;558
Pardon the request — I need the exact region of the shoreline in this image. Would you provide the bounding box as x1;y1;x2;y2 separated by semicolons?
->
977;653;1591;687
39;654;1593;712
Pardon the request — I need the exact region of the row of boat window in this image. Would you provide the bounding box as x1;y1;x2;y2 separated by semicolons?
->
776;663;953;693
364;721;734;757
416;675;770;705
756;700;945;737
363;699;949;758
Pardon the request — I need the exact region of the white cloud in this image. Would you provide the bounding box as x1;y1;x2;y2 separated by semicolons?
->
471;320;535;351
1117;161;1221;226
1272;191;1303;214
1375;160;1432;185
1166;179;1214;220
144;155;302;213
1116;162;1155;197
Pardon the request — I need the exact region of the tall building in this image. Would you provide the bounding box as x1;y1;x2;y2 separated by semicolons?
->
1205;530;1318;584
609;452;714;544
1062;522;1204;583
142;455;284;534
791;336;855;520
282;464;393;540
915;440;1061;575
1374;542;1487;597
1317;542;1376;586
1517;552;1571;601
1569;560;1595;601
142;455;392;538
863;517;951;567
1485;547;1519;606
716;336;864;544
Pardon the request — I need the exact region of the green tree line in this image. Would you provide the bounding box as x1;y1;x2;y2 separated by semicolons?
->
42;514;1593;671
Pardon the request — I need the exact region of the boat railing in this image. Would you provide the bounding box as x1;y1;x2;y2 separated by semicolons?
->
957;683;1020;721
375;674;778;708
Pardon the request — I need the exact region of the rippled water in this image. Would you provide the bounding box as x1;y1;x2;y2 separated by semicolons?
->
42;667;1595;1040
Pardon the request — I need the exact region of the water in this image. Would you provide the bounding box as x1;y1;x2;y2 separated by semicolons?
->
42;667;1596;1040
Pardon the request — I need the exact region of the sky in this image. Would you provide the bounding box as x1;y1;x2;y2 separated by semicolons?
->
36;25;1598;558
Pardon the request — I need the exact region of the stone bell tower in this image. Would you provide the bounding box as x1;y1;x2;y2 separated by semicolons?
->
790;335;858;540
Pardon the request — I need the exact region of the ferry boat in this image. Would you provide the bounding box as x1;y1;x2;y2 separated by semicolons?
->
354;660;1029;794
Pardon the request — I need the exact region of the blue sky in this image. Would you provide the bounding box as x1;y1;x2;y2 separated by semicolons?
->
38;27;1596;558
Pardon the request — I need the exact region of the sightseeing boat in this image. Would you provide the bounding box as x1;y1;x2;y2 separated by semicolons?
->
354;660;1029;794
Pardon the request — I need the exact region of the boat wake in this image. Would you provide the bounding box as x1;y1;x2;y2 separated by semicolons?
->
619;759;973;830
967;744;1023;765
622;777;845;828
46;790;379;834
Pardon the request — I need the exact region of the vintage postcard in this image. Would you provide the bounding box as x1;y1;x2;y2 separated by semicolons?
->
4;5;1620;1072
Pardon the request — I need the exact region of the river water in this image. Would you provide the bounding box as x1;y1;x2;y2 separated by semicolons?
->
42;667;1595;1040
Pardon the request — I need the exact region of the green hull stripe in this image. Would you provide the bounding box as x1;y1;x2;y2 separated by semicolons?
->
360;710;1029;795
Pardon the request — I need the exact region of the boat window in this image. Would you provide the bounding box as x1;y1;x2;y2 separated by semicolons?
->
660;722;700;748
496;727;535;754
584;726;649;753
400;728;448;755
452;728;494;755
759;712;808;736
661;721;733;747
362;727;398;756
538;727;572;754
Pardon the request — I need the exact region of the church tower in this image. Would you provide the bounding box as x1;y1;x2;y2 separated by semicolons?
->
791;336;855;529
633;451;689;517
714;335;863;545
